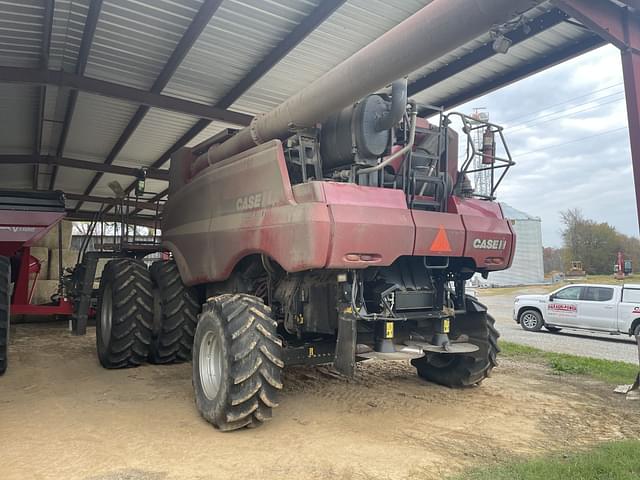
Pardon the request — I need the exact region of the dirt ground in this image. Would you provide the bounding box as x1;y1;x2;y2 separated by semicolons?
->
1;323;639;480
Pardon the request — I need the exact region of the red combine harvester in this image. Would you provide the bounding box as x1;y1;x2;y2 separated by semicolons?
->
0;190;72;375
93;0;528;431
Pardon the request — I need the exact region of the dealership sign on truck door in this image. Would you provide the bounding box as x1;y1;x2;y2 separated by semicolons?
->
548;303;578;317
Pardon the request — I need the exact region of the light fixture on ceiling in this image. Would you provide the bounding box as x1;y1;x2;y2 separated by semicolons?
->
108;180;125;199
492;34;513;54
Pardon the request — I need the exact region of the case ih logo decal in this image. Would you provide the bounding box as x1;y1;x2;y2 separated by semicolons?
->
473;238;507;250
235;191;274;212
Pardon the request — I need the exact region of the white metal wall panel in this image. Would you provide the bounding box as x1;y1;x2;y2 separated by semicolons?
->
0;165;32;188
54;166;97;192
163;0;320;105
231;0;429;115
474;204;545;287
0;0;44;68
49;0;89;72
64;92;138;161
85;0;203;90
0;84;38;155
115;107;210;167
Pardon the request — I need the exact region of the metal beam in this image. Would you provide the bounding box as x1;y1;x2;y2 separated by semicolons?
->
76;0;224;211
113;0;345;209
66;210;158;229
408;8;571;97
65;193;161;211
130;188;168;216
0;154;168;181
427;34;604;114
136;0;347;175
34;0;54;190
0;68;253;126
554;0;633;50
556;0;640;233
50;0;103;190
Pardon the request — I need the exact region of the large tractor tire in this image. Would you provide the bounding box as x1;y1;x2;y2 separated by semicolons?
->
149;260;199;364
0;256;9;376
96;259;153;368
192;294;284;431
411;296;499;388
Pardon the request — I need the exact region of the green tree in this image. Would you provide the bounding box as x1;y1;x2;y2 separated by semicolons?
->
560;208;635;274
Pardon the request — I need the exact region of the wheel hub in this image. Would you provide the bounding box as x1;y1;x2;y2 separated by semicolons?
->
200;330;223;400
521;312;538;329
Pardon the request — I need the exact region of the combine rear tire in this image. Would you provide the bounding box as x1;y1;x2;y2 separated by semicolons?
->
411;296;499;388
193;294;284;431
149;260;200;364
96;259;153;368
0;256;9;376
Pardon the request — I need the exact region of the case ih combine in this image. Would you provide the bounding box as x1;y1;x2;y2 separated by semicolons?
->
90;0;530;431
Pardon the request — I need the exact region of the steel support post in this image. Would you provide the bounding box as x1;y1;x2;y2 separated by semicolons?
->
556;0;640;231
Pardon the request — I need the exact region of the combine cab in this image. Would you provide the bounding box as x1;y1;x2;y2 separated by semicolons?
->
91;0;530;431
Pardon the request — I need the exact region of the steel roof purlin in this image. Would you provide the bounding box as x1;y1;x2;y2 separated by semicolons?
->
120;0;348;214
33;0;54;190
49;0;104;191
74;0;225;212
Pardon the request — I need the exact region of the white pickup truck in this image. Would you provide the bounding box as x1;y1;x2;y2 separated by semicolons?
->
514;283;640;337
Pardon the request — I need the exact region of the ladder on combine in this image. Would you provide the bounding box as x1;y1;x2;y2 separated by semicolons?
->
68;190;164;335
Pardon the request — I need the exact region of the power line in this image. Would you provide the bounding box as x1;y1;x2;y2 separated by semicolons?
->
514;126;628;158
507;95;625;134
501;82;623;126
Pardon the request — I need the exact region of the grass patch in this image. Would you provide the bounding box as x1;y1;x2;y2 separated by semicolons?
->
454;440;640;480
500;341;639;385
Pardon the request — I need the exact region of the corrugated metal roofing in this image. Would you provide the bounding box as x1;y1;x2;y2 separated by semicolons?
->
0;0;609;216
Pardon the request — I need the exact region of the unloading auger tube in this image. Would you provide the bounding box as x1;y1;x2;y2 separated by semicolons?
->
190;0;540;176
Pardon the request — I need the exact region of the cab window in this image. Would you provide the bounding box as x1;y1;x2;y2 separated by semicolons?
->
582;287;614;302
553;286;582;300
622;288;640;303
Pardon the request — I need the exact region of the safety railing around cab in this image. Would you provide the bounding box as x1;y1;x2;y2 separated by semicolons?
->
447;112;514;200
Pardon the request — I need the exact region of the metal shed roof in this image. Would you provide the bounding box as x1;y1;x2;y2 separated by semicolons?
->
0;0;614;220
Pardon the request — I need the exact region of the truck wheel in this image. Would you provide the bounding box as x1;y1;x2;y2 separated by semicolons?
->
149;261;200;364
0;256;9;376
192;294;284;431
96;259;153;368
519;309;544;332
411;297;499;388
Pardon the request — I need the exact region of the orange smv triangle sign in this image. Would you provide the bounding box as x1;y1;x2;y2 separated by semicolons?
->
430;225;452;253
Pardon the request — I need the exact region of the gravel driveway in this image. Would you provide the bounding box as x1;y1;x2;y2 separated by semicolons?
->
477;288;640;364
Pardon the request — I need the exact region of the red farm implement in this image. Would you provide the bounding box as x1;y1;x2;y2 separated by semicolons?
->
0;190;72;375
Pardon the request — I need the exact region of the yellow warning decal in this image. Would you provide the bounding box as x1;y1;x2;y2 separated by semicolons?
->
385;322;394;339
308;346;315;358
443;319;450;333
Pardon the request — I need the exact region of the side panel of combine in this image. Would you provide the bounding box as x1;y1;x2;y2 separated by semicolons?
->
163;141;333;285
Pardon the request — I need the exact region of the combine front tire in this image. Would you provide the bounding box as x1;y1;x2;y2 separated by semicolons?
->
411;297;499;388
193;294;284;431
0;256;9;376
96;259;153;368
149;260;199;364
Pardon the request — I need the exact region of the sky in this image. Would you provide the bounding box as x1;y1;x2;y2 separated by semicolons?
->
453;44;636;248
